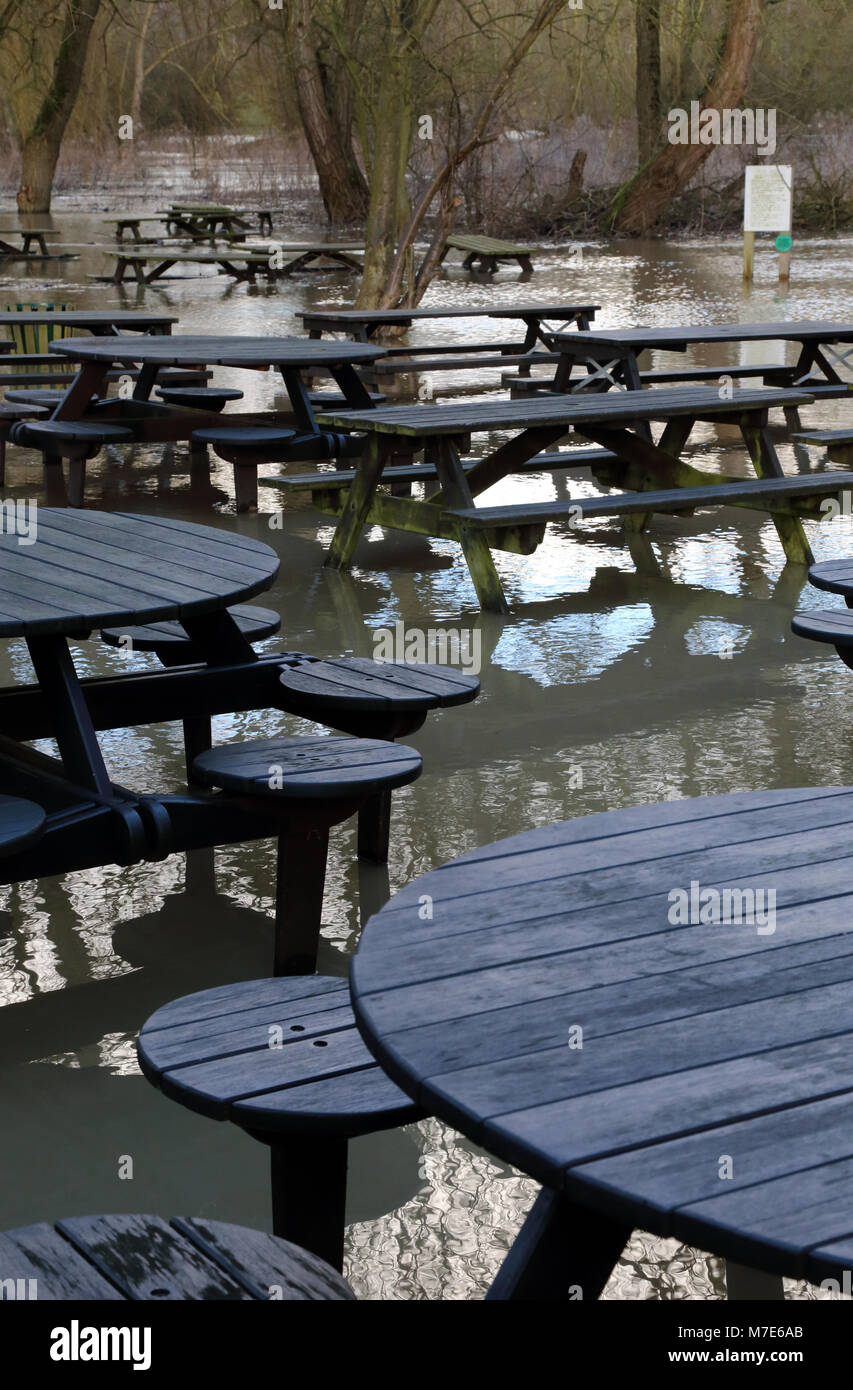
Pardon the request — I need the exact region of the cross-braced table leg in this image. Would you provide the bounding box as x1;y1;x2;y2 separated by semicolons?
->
486;1188;632;1301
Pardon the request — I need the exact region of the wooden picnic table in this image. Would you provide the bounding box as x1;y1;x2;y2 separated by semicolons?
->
440;233;536;273
161;204;278;238
45;334;383;508
311;385;840;612
100;245;283;285
302;303;597;361
544;321;853;424
0;509;295;885
0;229;77;261
351;786;853;1299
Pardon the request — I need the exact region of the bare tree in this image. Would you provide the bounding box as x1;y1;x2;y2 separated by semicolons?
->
635;0;661;165
288;0;368;223
614;0;766;235
15;0;103;211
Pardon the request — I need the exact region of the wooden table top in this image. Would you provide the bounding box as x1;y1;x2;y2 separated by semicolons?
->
554;320;853;349
50;334;386;369
302;303;599;327
317;385;815;437
352;786;853;1281
0;310;176;328
0;510;279;637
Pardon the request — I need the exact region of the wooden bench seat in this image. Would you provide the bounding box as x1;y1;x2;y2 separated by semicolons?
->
793;428;853;446
807;559;853;597
791;609;853;647
507;363;790;394
445;471;853;531
139;975;422;1270
263;447;620;495
374;351;559;375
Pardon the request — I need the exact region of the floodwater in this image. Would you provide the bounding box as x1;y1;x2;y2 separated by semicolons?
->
2;218;853;1299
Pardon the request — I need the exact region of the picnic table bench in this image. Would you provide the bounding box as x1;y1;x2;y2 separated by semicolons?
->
351;786;853;1299
0;229;76;261
440;234;536;273
305;385;836;611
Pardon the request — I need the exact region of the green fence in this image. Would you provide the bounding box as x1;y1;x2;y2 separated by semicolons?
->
3;302;76;372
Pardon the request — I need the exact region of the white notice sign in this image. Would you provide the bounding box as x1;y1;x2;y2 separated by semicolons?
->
744;165;793;233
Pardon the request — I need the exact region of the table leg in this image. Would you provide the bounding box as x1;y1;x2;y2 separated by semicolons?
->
326;434;392;570
25;636;113;797
52;362;109;421
485;1188;631;1301
740;416;812;564
726;1262;786;1300
433;438;509;614
270;1135;348;1271
329;362;374;411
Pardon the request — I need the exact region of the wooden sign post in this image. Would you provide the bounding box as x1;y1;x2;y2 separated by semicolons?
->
743;165;793;282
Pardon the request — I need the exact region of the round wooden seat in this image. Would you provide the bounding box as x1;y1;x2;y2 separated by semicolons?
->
192;734;422;802
14;419;133;444
192;425;297;457
155;386;244;411
791;609;853;647
278;657;480;725
0;794;45;856
192;735;421;975
0;1213;355;1300
0;401;50;419
4;389;84;406
808;559;853;600
138;975;422;1269
308;390;387;407
100;603;281;658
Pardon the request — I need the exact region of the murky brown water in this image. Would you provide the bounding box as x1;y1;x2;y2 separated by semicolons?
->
2;220;853;1297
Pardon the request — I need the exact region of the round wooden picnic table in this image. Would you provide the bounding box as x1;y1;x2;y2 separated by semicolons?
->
48;334;383;437
0;509;278;805
351;786;853;1298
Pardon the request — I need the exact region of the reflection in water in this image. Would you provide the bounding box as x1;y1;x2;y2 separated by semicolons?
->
2;231;853;1295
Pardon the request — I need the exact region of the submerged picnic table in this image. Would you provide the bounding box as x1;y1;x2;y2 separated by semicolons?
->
163;204;278;238
44;334;383;509
301;303;598;381
306;385;845;611
0;229;76;261
440;234;536;273
352;787;853;1298
0;510;291;883
532;321;853;423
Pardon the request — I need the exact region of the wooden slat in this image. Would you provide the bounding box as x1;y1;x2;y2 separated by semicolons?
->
172;1218;355;1300
0;1223;125;1299
57;1214;252;1299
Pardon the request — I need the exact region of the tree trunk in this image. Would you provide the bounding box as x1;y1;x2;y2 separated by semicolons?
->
636;0;661;165
355;0;424;307
289;0;368;224
129;3;154;130
16;0;102;212
614;0;765;236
